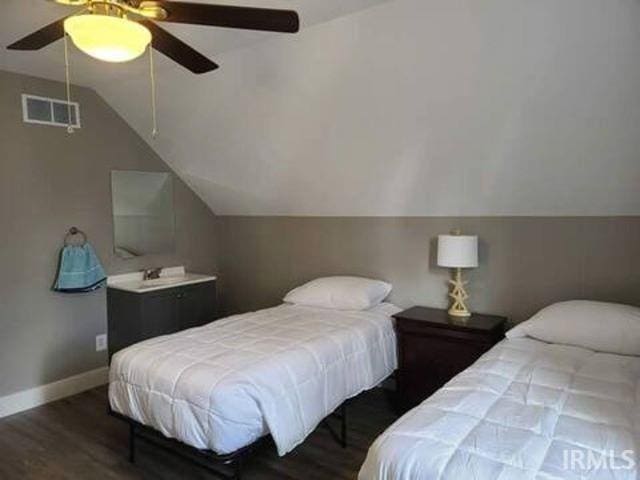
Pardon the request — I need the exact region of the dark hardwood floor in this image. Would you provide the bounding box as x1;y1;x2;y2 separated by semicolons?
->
0;386;398;479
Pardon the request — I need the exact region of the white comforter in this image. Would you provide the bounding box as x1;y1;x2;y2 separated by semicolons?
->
109;303;399;456
360;337;640;480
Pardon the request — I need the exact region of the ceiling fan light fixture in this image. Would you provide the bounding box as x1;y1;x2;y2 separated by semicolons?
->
64;14;152;63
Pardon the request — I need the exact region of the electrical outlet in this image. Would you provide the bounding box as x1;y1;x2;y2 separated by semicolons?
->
96;334;107;352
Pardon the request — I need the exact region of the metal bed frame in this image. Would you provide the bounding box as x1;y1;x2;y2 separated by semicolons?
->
110;402;348;480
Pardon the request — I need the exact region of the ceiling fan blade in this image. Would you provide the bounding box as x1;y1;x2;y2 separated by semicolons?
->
141;21;219;74
141;2;300;33
7;17;67;50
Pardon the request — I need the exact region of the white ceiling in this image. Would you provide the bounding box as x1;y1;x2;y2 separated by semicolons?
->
2;0;640;216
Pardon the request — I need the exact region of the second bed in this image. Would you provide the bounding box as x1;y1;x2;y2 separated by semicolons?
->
359;300;640;480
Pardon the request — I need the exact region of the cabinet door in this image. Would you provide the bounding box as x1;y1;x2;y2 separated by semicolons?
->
108;289;144;358
142;291;179;337
177;283;216;330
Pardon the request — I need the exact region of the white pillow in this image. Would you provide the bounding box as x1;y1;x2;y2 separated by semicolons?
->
283;276;392;311
506;300;640;355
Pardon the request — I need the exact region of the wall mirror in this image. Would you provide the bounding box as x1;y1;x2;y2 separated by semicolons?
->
111;170;176;259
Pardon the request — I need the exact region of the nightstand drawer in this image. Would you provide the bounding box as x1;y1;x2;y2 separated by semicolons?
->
397;321;503;345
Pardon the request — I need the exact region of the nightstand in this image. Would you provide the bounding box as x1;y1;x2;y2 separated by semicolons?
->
394;306;507;412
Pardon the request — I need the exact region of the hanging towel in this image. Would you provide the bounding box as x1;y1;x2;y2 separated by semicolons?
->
53;243;107;293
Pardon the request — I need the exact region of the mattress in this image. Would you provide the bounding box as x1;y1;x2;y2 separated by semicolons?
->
360;337;640;480
109;302;399;456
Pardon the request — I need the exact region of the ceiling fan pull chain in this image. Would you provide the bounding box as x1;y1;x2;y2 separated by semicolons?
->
149;45;158;138
63;33;74;134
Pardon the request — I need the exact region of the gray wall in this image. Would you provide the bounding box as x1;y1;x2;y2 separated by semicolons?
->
217;216;640;324
2;69;639;400
0;70;219;397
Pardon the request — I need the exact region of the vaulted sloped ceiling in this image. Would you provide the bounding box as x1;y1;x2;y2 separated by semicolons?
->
2;0;640;216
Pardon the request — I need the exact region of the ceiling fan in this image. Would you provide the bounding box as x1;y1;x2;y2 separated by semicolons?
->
7;0;300;74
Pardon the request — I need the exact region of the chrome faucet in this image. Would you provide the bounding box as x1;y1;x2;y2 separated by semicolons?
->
143;267;163;281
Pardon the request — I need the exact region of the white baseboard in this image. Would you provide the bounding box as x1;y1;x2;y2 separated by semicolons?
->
0;366;109;419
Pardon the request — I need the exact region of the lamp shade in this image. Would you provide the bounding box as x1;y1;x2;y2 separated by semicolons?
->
64;15;151;63
437;235;478;268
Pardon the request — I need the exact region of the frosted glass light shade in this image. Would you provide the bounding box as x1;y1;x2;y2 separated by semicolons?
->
437;235;478;268
64;15;151;63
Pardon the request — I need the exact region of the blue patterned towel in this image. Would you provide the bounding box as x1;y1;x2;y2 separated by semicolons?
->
53;243;107;293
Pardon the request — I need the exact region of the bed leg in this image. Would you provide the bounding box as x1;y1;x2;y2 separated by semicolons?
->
340;403;347;449
323;403;349;448
129;423;136;463
232;456;243;480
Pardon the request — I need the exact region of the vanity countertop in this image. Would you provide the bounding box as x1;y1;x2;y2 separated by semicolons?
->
107;266;217;294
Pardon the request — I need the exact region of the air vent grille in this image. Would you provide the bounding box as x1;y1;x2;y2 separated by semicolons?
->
22;94;81;128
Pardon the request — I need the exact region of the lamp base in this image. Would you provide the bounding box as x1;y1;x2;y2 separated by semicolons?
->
447;268;472;318
448;305;471;318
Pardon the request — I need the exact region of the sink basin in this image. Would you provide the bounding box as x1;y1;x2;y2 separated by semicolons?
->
140;277;185;287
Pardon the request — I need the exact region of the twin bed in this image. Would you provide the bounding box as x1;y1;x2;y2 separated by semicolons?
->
109;277;399;477
360;336;640;479
109;276;640;480
360;300;640;480
110;302;398;457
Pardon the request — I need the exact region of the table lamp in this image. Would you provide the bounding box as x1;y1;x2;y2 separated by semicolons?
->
437;232;478;317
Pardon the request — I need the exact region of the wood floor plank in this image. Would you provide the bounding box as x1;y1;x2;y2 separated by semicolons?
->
0;386;398;479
